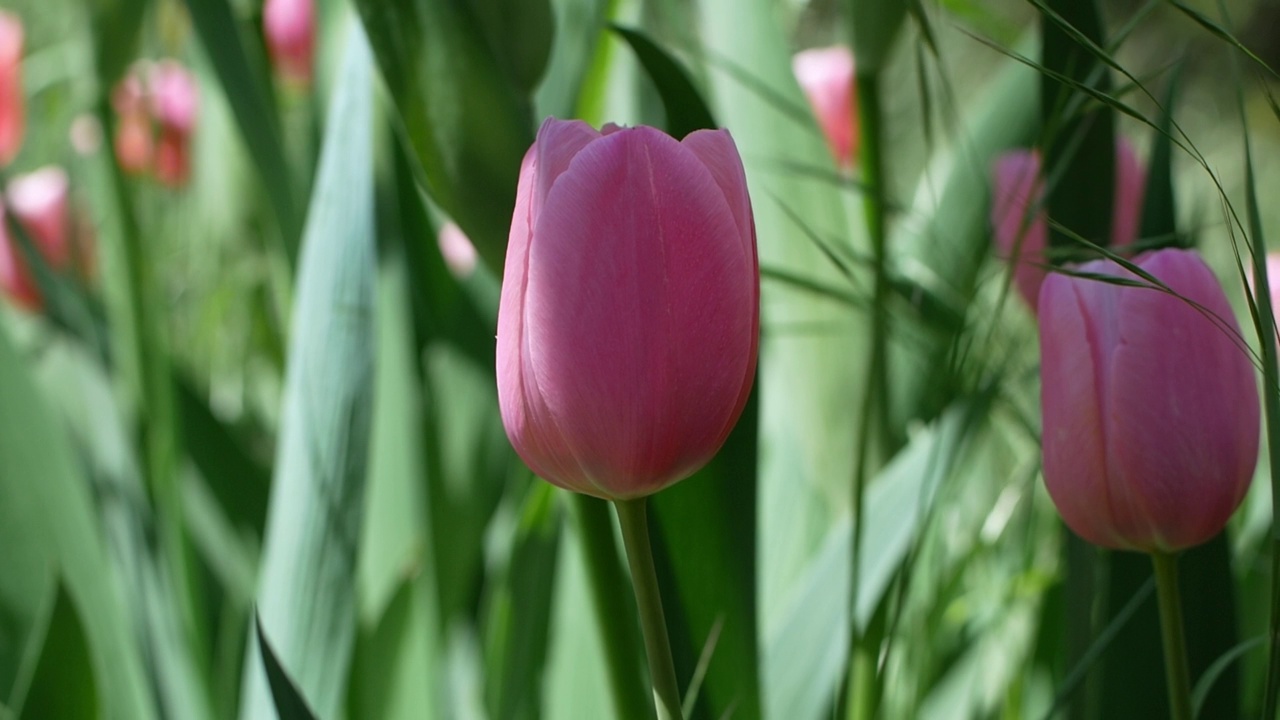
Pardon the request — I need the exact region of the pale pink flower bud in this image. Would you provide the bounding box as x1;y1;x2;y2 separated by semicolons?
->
497;118;759;499
792;46;857;168
149;61;198;187
437;221;478;278
264;0;315;85
0;166;77;310
1038;248;1258;551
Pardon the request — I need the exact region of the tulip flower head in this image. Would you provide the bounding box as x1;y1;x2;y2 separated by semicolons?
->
1038;249;1258;552
0;167;77;310
991;139;1147;313
792;46;857;168
0;11;24;167
497;118;759;500
150;61;198;187
437;221;478;279
112;71;154;175
264;0;315;86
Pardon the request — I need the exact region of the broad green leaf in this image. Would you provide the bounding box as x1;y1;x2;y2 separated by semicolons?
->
0;326;155;720
8;581;97;720
651;385;761;720
239;21;377;720
472;0;556;94
89;0;148;86
183;0;301;255
481;484;562;720
1040;0;1115;255
849;0;907;75
535;0;614;119
611;25;716;139
348;577;439;720
1137;66;1182;249
698;0;864;669
256;615;320;720
353;0;534;273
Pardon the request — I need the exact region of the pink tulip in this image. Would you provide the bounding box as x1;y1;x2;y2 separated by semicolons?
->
264;0;315;85
113;71;154;175
792;46;857;168
437;221;477;279
0;167;75;310
497;118;759;499
149;61;198;187
1038;248;1258;552
0;12;24;167
991;139;1148;312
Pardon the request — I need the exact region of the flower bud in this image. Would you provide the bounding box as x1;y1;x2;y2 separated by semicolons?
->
149;61;198;188
497;118;759;499
792;46;857;168
264;0;315;86
1038;248;1258;551
0;12;24;167
437;221;477;279
112;71;154;175
991;138;1147;312
0;166;75;309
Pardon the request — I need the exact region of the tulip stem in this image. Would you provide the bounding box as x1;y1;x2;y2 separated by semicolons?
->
571;495;654;720
615;498;684;720
1151;551;1192;720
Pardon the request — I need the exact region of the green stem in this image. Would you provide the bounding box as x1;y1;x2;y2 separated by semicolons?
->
1263;542;1280;719
615;498;683;720
1151;552;1192;720
570;495;653;720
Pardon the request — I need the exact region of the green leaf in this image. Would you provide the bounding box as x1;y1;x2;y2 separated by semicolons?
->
482;484;562;720
348;577;439;720
240;21;377;720
0;326;156;720
650;384;761;719
472;0;556;94
535;0;615;119
849;0;908;75
8;581;97;720
611;25;716;138
183;0;301;257
1039;0;1116;254
353;0;534;273
90;0;149;86
1137;65;1182;249
256;614;320;720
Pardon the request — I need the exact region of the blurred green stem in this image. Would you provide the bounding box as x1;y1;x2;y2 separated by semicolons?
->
615;498;683;720
1151;552;1191;720
571;495;653;720
846;68;890;720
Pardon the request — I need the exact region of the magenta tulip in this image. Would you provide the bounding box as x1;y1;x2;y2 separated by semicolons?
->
1039;248;1258;552
264;0;315;85
496;118;759;500
991;138;1147;312
0;11;24;167
792;46;857;168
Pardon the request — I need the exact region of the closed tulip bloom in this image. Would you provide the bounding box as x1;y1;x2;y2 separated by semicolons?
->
792;46;857;167
0;167;73;309
112;72;153;175
1039;249;1258;552
264;0;315;85
991;139;1147;312
497;118;759;500
0;12;24;167
149;61;198;187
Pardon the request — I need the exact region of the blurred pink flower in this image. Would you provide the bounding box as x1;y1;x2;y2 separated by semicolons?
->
991;138;1147;313
264;0;315;85
0;167;77;310
144;61;199;187
0;12;24;167
437;221;477;278
792;46;857;168
1039;248;1258;551
496;118;759;499
112;70;154;175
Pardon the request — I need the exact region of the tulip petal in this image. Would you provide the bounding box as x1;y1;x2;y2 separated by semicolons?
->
1111;138;1146;248
523;126;754;497
1105;250;1258;550
991;150;1049;311
1039;270;1120;547
532;117;600;218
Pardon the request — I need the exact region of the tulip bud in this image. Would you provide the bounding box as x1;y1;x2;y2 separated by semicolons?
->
497;118;759;499
792;46;857;168
991;138;1147;312
149;61;198;188
113;71;154;175
437;221;477;279
1038;248;1258;552
0;166;75;310
264;0;315;86
0;12;24;167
